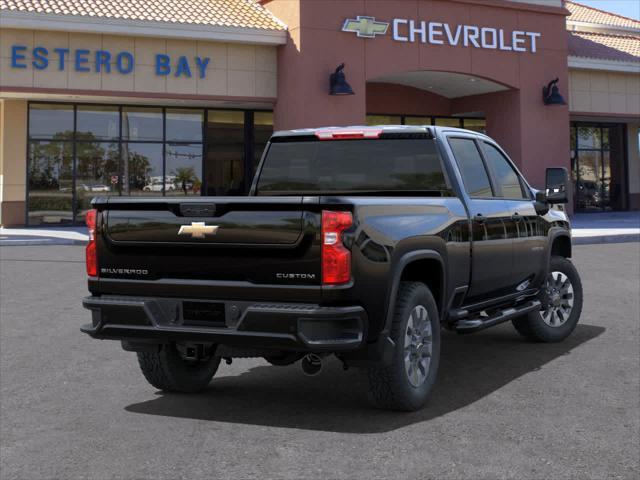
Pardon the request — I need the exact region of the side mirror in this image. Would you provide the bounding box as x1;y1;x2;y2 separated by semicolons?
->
545;167;569;204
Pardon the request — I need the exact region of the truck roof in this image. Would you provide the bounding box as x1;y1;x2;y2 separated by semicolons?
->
271;125;491;140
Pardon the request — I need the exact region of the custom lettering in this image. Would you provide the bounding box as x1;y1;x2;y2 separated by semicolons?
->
155;54;171;76
481;28;498;49
54;48;70;71
174;56;192;77
512;31;527;52
75;49;90;72
115;51;134;74
429;22;444;45
444;24;462;46
195;57;210;79
11;45;27;68
409;20;427;43
95;50;111;73
32;47;48;70
464;26;480;48
393;19;409;42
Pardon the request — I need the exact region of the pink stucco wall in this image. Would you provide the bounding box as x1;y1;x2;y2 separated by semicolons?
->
264;0;571;189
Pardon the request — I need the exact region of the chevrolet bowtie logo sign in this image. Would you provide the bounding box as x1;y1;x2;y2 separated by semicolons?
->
178;222;219;239
342;16;389;38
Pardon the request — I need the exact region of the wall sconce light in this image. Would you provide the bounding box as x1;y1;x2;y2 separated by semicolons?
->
329;63;354;95
543;78;567;106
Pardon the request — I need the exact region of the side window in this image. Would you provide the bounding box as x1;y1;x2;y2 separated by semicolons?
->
448;138;493;198
483;143;527;199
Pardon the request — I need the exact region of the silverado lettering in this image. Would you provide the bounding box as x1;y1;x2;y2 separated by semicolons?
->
81;125;583;411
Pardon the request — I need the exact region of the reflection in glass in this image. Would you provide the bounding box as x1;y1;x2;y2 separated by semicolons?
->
29;104;74;140
165;144;203;196
366;115;401;126
463;118;487;134
76;106;119;140
28;141;74;225
404;117;431;126
122;107;163;141
76;142;121;219
206;110;245;196
123;143;164;196
166;109;203;142
435;118;462;127
577;126;601;149
576;150;601;211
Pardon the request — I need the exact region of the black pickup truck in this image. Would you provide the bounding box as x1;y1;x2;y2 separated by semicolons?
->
82;125;582;411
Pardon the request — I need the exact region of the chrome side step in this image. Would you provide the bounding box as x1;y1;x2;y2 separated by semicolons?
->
453;300;542;334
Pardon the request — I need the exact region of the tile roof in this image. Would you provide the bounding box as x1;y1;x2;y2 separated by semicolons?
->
566;1;640;30
0;0;286;30
568;30;640;62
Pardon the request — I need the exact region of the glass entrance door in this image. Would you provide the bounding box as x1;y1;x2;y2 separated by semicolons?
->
571;123;627;212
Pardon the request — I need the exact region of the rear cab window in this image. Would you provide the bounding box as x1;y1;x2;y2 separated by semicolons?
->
255;136;453;196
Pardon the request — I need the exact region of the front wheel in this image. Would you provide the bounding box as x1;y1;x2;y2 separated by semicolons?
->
512;255;583;343
137;343;221;393
365;281;441;411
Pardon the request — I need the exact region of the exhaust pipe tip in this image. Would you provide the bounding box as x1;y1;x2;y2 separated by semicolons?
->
301;353;323;376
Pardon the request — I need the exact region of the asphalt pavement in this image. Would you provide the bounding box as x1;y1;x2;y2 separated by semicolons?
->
0;243;638;479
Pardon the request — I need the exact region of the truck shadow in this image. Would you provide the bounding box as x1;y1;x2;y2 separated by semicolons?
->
125;324;604;434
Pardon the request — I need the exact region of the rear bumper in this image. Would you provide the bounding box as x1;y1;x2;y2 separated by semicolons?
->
81;295;367;352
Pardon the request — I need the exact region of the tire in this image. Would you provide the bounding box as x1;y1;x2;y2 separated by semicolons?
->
137;343;221;393
512;255;583;343
365;281;441;411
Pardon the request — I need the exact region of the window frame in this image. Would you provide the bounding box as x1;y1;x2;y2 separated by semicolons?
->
479;140;531;201
446;135;498;200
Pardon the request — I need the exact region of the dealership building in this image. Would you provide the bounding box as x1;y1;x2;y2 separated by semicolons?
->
0;0;638;226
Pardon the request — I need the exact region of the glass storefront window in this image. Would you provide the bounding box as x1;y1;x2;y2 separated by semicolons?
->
462;118;487;134
404;117;431;126
577;126;601;149
165;144;203;196
123;143;164;196
122;107;163;141
29;104;74;140
366;115;402;126
27;140;74;225
434;118;462;128
76;106;119;141
166;109;204;142
26;103;271;224
206;110;245;196
76;142;121;220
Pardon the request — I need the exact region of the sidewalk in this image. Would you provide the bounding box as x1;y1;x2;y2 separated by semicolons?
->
571;212;640;245
1;212;638;246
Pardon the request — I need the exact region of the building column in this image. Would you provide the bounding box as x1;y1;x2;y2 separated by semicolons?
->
0;99;28;227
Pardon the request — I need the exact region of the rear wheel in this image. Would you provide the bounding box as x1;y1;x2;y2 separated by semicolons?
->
365;281;441;411
137;343;221;393
512;256;583;343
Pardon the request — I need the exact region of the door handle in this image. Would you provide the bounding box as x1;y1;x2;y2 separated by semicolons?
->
475;213;486;224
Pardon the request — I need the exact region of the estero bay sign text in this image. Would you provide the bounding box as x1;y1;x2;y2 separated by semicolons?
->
9;45;211;78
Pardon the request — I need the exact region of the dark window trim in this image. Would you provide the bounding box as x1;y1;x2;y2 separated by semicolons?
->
446;135;497;200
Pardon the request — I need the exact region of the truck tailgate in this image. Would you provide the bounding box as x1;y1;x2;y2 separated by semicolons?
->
93;197;322;289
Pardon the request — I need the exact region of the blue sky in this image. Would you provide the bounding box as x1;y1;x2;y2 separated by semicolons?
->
577;1;640;20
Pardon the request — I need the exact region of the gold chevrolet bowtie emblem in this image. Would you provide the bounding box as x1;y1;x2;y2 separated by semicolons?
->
178;222;219;239
342;16;389;38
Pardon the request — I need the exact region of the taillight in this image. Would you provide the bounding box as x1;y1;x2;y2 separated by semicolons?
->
316;129;382;140
85;209;98;277
321;210;353;285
